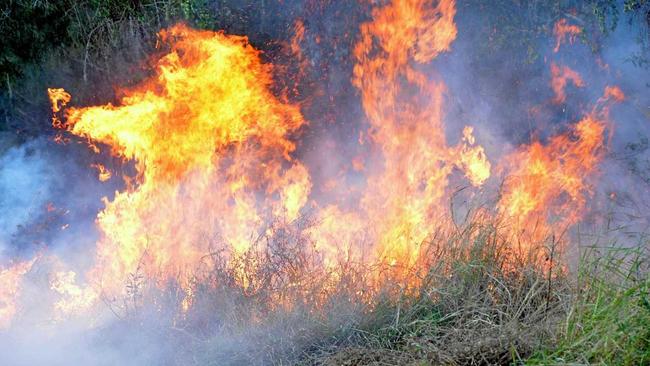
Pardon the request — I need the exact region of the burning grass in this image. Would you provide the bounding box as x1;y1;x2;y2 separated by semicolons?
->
37;9;623;331
70;215;646;366
4;216;645;365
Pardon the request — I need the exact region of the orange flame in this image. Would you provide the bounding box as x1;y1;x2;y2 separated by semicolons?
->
31;2;623;323
498;87;624;245
459;126;491;186
352;0;491;272
51;24;309;299
604;85;625;102
90;163;112;182
44;2;478;303
553;18;582;53
48;88;71;128
290;20;305;57
48;88;71;113
550;62;584;104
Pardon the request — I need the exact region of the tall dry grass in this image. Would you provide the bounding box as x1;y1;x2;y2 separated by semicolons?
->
91;214;648;365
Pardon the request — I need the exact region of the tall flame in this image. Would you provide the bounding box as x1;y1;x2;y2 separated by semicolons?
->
498;87;624;245
351;0;488;270
49;24;310;297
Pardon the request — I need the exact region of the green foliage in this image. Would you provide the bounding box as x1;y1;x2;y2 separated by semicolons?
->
592;0;621;34
527;246;650;365
624;0;650;16
0;1;70;80
0;0;242;83
179;0;218;30
591;0;650;40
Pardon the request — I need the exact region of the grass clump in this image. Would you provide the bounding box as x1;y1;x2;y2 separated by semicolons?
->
527;245;650;365
305;221;570;366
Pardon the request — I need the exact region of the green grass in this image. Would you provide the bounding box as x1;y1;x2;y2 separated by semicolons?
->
527;246;650;365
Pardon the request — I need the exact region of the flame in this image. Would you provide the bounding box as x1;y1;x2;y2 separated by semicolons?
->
48;88;71;113
29;1;623;325
48;88;71;128
307;205;367;268
550;62;584;104
51;24;309;297
0;258;36;329
459;126;491;186
91;163;112;182
45;0;480;302
604;85;625;102
50;271;98;320
352;0;490;272
553;18;582;53
498;87;623;243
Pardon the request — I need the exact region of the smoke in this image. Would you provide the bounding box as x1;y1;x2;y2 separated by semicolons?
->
0;139;55;256
0;319;174;366
430;2;650;238
0;137;116;259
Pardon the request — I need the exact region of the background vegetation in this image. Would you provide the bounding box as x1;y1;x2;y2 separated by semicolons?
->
0;0;282;137
1;0;648;138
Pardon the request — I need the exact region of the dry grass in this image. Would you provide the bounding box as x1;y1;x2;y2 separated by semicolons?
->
93;215;642;365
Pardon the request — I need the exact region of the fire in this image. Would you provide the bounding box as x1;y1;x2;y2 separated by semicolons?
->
604;85;625;102
550;62;585;104
48;88;71;128
43;0;491;305
553;18;582;53
48;88;70;113
459;126;491;186
50;24;309;299
50;271;98;320
24;0;622;327
0;258;36;329
497;87;624;244
352;0;490;271
498;117;604;237
91;163;112;182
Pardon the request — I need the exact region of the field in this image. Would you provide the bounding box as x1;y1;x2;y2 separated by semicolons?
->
1;1;649;365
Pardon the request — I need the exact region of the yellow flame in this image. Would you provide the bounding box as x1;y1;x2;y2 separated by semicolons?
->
52;24;309;298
